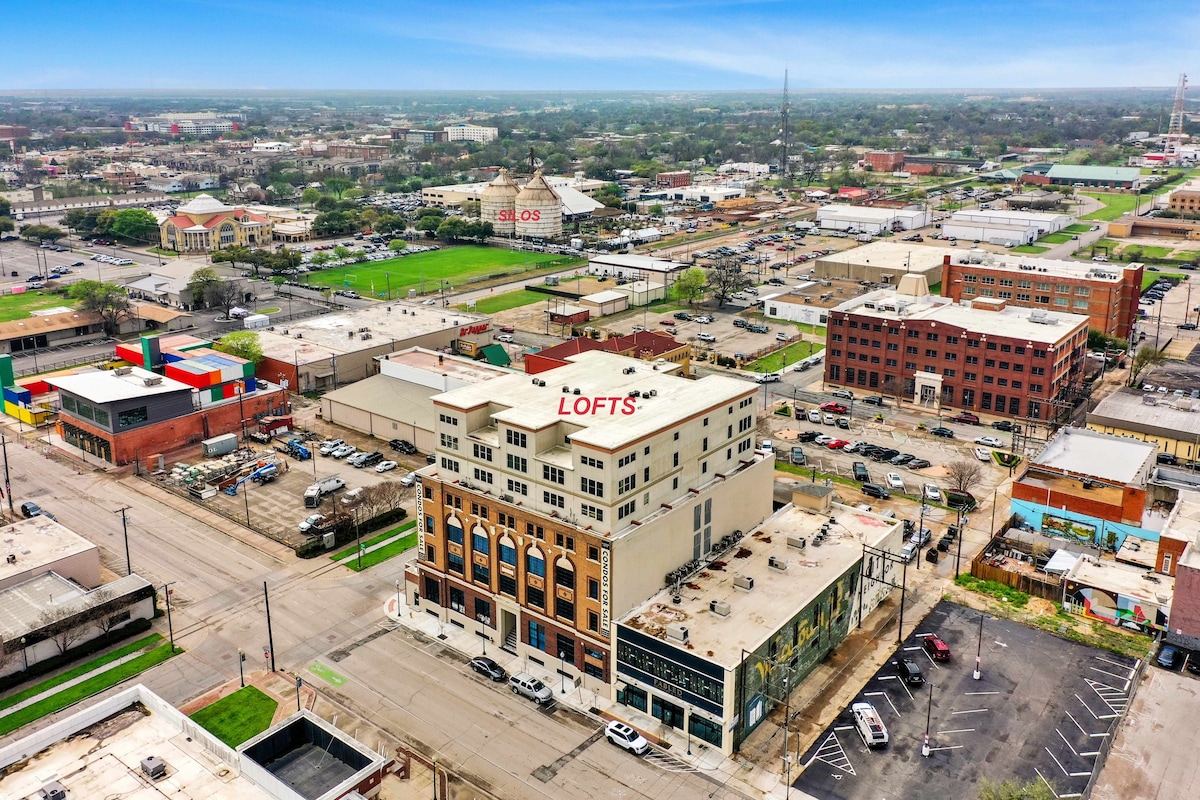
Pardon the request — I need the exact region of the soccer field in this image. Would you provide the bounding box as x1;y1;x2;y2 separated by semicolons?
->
304;246;582;300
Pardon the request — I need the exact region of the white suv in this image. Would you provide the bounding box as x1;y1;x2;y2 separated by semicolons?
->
605;721;650;755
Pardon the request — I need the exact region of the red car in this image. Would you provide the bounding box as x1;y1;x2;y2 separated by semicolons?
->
923;633;951;660
659;319;677;325
826;439;849;450
499;325;515;333
820;402;849;414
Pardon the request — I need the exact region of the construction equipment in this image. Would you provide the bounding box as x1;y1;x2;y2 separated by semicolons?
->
277;438;311;460
223;463;279;496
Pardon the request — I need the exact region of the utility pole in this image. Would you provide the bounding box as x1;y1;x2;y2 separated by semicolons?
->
780;69;790;180
922;682;936;757
264;581;277;672
974;612;984;680
114;506;132;576
162;582;176;652
0;434;13;516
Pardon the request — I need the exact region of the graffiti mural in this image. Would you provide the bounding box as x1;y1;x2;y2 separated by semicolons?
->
1042;513;1097;544
1065;581;1169;632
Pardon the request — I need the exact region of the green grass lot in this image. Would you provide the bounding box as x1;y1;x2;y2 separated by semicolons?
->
1176;251;1200;262
1063;224;1092;234
189;686;278;748
0;634;162;714
0;643;178;737
1142;272;1187;290
0;290;75;323
1012;245;1050;254
337;533;418;571
1038;233;1071;245
458;289;545;314
1081;192;1140;221
1092;238;1119;251
1136;246;1174;260
747;341;825;372
331;519;416;562
307;247;581;300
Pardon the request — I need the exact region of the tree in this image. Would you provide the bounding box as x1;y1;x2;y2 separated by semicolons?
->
19;224;66;243
333;245;351;260
216;331;264;364
301;187;322;205
0;196;11;217
978;778;1055;800
68;280;131;335
324;176;353;198
705;258;752;307
945;459;986;495
205;280;244;320
388;239;407;253
417;215;441;232
1087;329;1127;353
311;251;332;267
66;156;91;178
110;208;160;246
186;267;222;304
674;268;708;305
37;608;89;655
0;218;12;235
211;244;255;274
1128;346;1166;386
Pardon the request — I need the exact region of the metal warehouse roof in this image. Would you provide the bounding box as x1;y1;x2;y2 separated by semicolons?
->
1044;165;1141;182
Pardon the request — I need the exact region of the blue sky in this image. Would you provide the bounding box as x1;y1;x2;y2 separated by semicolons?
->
4;1;1197;91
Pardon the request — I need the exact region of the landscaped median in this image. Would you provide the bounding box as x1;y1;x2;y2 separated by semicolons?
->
0;635;180;737
330;519;418;572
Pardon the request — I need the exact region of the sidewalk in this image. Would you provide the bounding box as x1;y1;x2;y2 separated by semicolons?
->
0;649;151;718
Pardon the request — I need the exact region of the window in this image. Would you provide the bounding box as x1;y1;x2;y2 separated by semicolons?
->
887;342;899;351
579;455;603;469
964;274;978;283
447;520;464;545
588;578;600;600
439;413;458;426
999;278;1013;287
581;478;604;497
556;597;575;622
1075;286;1090;297
581;503;604;521
445;493;462;510
1054;298;1069;307
980;276;996;285
506;454;527;472
470;502;488;519
500;539;516;566
506;429;527;447
528;621;547;651
473;468;493;484
944;369;956;377
472;561;490;584
447;552;464;574
543;465;565;484
588;545;599;561
499;573;517;596
986;341;997;350
985;359;996;368
1073;299;1088;309
618;475;637;494
926;332;938;341
440;433;459;450
556;634;575;660
473;530;490;555
618;499;636;520
1056;284;1070;294
543;491;565;508
906;346;918;355
526;585;544;608
473;443;492;461
117;406;148;428
587;611;600;633
527;550;545;577
618;452;637;468
964;372;977;381
506;479;528;496
925;349;938;358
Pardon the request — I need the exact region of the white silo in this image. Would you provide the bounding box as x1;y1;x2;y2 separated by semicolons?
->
480;168;519;235
514;170;563;239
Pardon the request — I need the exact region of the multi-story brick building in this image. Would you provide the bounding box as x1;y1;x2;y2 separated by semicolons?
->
405;351;775;692
941;253;1143;341
655;170;692;188
864;150;904;172
824;273;1089;422
1166;179;1200;215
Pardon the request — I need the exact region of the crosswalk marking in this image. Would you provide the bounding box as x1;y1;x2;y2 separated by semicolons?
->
804;730;855;776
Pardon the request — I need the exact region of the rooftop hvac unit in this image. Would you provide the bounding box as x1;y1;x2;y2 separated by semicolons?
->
768;556;788;572
733;574;754;591
628;390;641;398
787;535;807;550
537;379;546;387
499;494;513;502
140;756;167;779
562;386;571;393
572;388;581;395
37;782;66;800
143;376;163;386
647;389;657;397
709;599;731;617
666;623;690;643
114;366;133;375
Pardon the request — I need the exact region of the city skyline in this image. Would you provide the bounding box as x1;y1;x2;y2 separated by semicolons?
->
4;0;1198;91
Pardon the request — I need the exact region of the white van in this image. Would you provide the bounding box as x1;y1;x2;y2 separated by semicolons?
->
761;439;774;455
852;702;889;748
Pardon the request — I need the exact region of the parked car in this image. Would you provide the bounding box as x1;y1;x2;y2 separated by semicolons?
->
509;672;553;703
836;417;851;429
807;409;822;423
930;427;955;438
951;412;980;425
605;720;650;755
910;527;932;546
861;483;890;499
991;420;1014;432
298;513;327;532
19;501;43;518
697;332;717;343
974;436;1004;447
819;402;848;414
862;396;886;406
796;430;820;443
923;634;951;661
973;447;992;462
831;389;854;400
894;658;925;684
347;451;372;467
377;460;399;473
885;472;905;491
852;462;871;482
823;413;836;425
358;451;385;468
469;656;507;681
889;453;915;466
826;439;850;450
907;458;932;469
1157;644;1182;669
340;487;365;506
389;439;418;454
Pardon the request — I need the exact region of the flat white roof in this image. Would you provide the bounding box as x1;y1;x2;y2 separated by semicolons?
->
818;206;926;221
1034;427;1156;485
956;254;1137;282
815;240;957;271
433;351;753;451
256;304;488;361
1068;555;1173;605
951;209;1072;225
582;289;628;303
619;503;900;668
1167;497;1200;569
1089;390;1200;439
588;253;690;272
833;287;1089;342
45;366;192;403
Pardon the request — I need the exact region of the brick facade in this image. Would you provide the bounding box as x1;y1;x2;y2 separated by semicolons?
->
1012;477;1145;526
1159;535;1188;576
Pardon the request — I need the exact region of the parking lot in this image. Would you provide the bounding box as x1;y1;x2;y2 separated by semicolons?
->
795;600;1139;800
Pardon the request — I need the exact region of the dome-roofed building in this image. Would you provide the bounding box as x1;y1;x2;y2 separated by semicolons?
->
159;193;273;253
514;170;563;239
480;168;520;235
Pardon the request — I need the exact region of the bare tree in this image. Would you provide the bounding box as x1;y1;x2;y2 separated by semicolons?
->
87;588;131;638
944;459;986;495
1128;347;1166;387
205;280;245;321
705;257;752;307
0;636;17;674
37;608;90;655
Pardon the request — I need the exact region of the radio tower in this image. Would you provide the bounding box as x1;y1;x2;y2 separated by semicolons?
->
780;70;790;179
1166;73;1188;155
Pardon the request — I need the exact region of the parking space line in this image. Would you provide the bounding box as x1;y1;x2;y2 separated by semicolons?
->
804;730;856;776
963;691;1000;695
1088;665;1131;683
927;744;964;753
1074;694;1118;721
1055;728;1087;758
1046;747;1092;778
864;690;902;716
951;708;989;715
1066;711;1089;738
1084;679;1129;715
937;728;975;735
1036;767;1084;799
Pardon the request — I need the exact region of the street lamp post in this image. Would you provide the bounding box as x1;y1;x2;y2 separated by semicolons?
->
114;506;132;576
395;580;401;615
162;582;177;652
559;651;566;693
238;648;245;687
922;682;936;757
974;612;984;680
20;637;27;671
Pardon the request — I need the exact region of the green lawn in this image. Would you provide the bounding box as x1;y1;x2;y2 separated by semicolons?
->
458;289;545;314
747;340;825;372
1038;233;1071;245
1142;272;1187;290
189;686;278;748
337;533;418;571
1063;224;1092;234
0;290;75;323
0;644;178;737
1176;251;1200;262
1136;246;1173;260
1012;245;1050;254
304;246;581;300
1081;192;1140;221
0;633;163;713
331;519;416;562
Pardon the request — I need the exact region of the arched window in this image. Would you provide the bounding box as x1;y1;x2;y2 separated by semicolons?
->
472;525;490;555
526;547;545;578
554;556;575;590
219;223;235;244
446;515;463;545
499;535;516;566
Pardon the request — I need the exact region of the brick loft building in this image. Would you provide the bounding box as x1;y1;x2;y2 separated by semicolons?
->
941;254;1143;341
404;351;775;692
823;273;1089;422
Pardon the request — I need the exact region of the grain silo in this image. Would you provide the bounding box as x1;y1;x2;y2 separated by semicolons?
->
514;170;563;239
480;168;519;235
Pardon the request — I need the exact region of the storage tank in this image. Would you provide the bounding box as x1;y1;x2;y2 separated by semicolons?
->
480;168;519;235
514;170;562;239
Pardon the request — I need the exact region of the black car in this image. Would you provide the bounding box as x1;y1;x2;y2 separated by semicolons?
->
907;458;932;469
1157;644;1182;670
835;417;851;430
389;438;418;455
673;311;692;321
359;451;385;468
991;420;1014;432
894;658;924;684
426;453;437;464
19;501;42;518
469;656;508;681
930;427;955;438
858;445;883;457
796;431;820;443
871;448;899;462
862;396;886;406
889;453;915;466
862;483;890;499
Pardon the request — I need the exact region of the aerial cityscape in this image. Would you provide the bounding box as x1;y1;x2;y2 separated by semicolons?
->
0;5;1198;800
